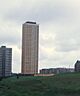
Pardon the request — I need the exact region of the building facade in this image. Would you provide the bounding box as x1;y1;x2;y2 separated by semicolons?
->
0;46;12;77
22;21;39;74
75;60;80;72
40;68;74;74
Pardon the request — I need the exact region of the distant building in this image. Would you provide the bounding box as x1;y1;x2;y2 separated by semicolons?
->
40;68;74;74
0;46;12;77
22;21;39;75
55;68;74;74
40;68;55;74
75;60;80;72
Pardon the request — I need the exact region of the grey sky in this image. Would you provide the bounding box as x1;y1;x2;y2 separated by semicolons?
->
0;0;80;72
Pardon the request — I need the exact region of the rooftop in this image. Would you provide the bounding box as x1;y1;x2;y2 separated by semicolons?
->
26;21;36;24
1;46;6;48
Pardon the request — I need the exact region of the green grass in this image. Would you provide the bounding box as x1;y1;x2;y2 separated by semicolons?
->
0;72;80;96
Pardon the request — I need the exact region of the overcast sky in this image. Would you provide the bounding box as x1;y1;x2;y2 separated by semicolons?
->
0;0;80;73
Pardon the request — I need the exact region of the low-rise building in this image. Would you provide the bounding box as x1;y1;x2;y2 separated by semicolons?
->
40;68;74;74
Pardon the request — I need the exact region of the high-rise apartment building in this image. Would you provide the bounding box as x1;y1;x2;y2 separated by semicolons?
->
22;21;39;74
0;46;12;77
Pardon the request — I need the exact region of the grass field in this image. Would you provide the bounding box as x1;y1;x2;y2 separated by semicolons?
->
0;72;80;96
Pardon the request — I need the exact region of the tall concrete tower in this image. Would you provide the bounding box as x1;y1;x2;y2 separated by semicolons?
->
22;21;39;75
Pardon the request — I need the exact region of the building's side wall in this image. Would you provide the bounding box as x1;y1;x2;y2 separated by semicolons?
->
0;49;2;77
5;48;12;76
0;47;12;77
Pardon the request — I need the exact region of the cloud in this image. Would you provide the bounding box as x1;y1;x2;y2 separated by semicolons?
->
0;18;21;46
1;0;71;23
0;0;80;72
8;45;21;73
3;0;80;24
